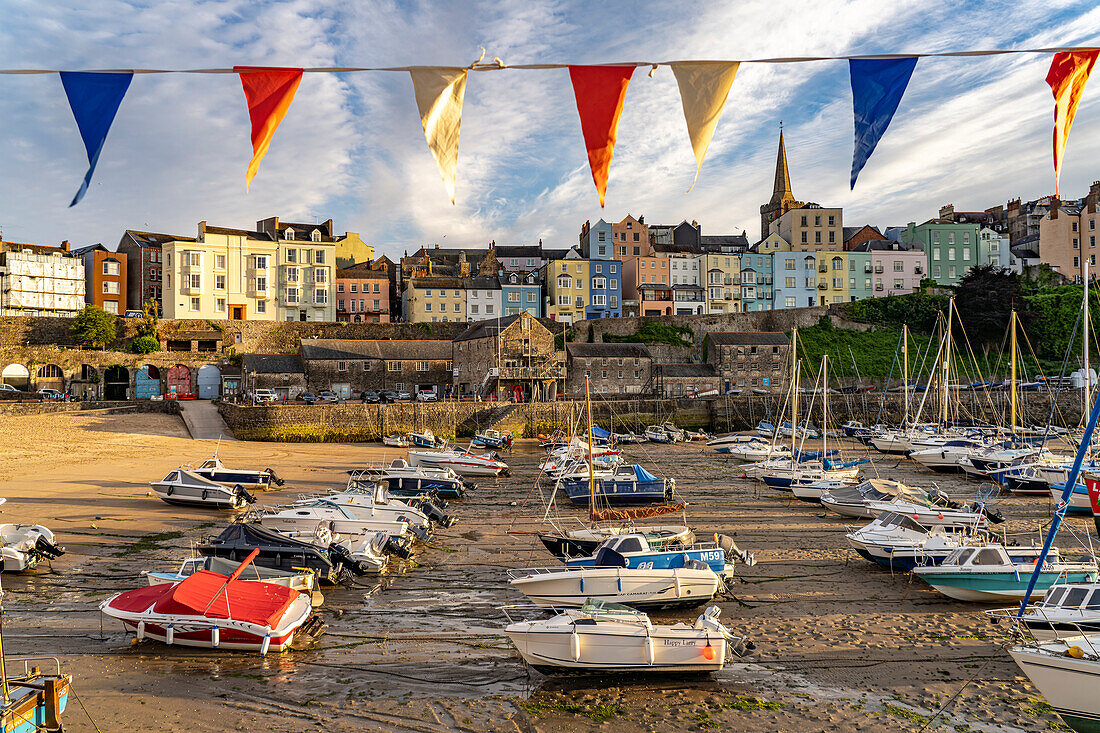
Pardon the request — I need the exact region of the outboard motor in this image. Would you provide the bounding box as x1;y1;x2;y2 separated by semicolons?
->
664;478;676;502
383;536;413;560
593;547;629;568
264;468;286;487
418;500;456;528
715;534;755;567
234;484;257;504
974;502;1007;524
326;542;368;576
32;535;65;560
927;488;952;508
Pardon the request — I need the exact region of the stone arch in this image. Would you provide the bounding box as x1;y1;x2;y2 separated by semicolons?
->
1;364;30;390
135;365;163;399
36;364;64;392
104;365;129;400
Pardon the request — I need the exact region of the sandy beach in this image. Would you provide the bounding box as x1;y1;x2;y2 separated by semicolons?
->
0;409;1078;732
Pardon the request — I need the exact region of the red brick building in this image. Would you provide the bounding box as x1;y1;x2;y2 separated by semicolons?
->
73;243;128;314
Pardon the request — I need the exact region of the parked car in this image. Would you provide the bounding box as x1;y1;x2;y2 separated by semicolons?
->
416;390;438;402
37;388;63;400
361;391;381;404
395;390;412;401
319;390;340;403
253;389;279;403
0;384;18;393
381;391;399;403
123;310;144;318
300;392;319;405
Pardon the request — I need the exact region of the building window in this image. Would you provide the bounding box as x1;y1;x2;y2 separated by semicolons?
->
338;283;344;293
103;281;119;295
286;267;299;282
314;289;327;305
286;248;297;263
933;265;941;278
894;261;904;272
785;296;795;307
253;255;267;269
188;273;201;289
215;274;226;290
425;303;432;312
190;297;200;311
312;230;321;243
388;361;401;372
255;276;267;293
527;292;537;302
286;287;300;303
592;277;606;289
256;300;266;313
364;361;372;371
471;304;479;314
415;361;429;372
215;254;225;270
285;229;295;241
187;251;201;267
215;298;225;312
337;361;347;372
508;292;520;302
314;269;327;284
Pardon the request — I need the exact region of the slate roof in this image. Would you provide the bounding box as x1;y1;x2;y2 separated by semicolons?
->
707;332;790;346
567;343;651;359
494;245;544;259
465;276;501;290
123;230;195;246
242;354;303;374
299;340;452;361
657;363;717;377
202;225;272;239
851;239;923;253
453;314;561;341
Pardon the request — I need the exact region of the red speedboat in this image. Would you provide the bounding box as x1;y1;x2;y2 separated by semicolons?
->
100;549;315;654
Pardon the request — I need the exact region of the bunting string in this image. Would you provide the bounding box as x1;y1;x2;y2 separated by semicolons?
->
8;44;1100;205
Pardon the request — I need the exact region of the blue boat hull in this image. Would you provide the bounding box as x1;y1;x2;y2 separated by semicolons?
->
567;547;727;573
561;479;668;506
918;570;1097;601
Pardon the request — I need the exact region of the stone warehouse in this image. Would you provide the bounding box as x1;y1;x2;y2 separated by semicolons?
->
298;339;453;398
241;354;306;401
451;312;563;401
705;331;791;393
564;342;652;397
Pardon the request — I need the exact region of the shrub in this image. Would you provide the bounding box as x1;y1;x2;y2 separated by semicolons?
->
71;305;117;349
129;335;160;354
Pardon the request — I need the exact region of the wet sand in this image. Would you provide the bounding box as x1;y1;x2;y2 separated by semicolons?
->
0;410;1080;732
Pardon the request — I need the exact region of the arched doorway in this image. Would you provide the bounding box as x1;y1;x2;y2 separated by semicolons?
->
135;365;162;399
36;364;64;392
166;364;192;399
1;364;30;390
104;366;129;400
74;364;99;400
197;365;221;399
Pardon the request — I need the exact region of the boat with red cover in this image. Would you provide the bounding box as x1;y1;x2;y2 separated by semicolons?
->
100;549;316;654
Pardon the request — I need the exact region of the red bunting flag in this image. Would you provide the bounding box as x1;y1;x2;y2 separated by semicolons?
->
568;65;635;207
1047;51;1098;196
235;66;304;189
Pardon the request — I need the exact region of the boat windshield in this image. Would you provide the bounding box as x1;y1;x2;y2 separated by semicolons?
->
579;598;648;621
875;512;924;532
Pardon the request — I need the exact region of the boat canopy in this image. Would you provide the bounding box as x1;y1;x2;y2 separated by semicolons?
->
632;465;661;482
590;426;611;440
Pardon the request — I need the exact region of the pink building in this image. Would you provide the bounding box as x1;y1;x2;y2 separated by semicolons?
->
336;261;391;322
853;240;925;297
621;255;673;316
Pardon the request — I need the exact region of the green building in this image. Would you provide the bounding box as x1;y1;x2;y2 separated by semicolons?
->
893;219;980;286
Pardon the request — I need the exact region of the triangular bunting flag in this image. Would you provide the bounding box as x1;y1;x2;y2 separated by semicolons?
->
235;66;303;189
849;57;917;189
60;71;133;206
1047;51;1099;196
410;67;468;204
568;65;635;207
670;61;739;191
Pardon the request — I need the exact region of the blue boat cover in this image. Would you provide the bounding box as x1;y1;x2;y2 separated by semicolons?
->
632;465;661;482
824;457;870;470
590;426;611;440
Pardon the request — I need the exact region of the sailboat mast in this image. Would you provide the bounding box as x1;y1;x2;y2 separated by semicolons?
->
822;354;828;460
0;580;9;705
585;376;597;521
902;324;910;429
943;300;954;427
791;328;798;452
1085;257;1091;425
1010;310;1017;434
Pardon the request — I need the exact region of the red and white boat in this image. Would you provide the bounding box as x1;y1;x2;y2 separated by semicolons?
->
100;549;315;654
408;446;509;477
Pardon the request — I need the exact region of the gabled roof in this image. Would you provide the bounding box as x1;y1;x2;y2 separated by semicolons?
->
707;332;790;346
851;239;922;253
71;243;112;256
300;339;452;361
465;276;501;290
567;343;651;359
657;363;717;377
494;245;544;259
406;276;464;289
453;313;559;341
242;354;303;374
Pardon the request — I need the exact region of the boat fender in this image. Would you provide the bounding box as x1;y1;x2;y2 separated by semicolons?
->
202;489;209;501
617;574;622;592
212;626;220;648
674;574;682;598
166;625;174;645
261;631;271;657
166;486;174;496
579;577;585;594
136;620;145;641
702;635;715;661
644;632;654;665
570;628;581;662
1067;646;1085;659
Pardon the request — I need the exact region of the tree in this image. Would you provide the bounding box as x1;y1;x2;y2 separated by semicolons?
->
137;298;159;338
129;335;160;354
954;265;1023;358
71;305;117;350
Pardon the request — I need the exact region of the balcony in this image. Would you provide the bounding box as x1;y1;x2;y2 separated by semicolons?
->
817;282;827;290
499;362;565;380
863;265;873;273
818;264;828;273
874;265;884;273
875;284;884;291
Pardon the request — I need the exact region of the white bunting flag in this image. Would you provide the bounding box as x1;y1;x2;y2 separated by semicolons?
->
670;61;740;191
410;67;469;204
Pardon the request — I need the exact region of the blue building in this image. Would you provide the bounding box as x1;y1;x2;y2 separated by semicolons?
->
772;252;817;309
579;219;615;260
501;270;543;317
739;253;774;311
585;259;622;318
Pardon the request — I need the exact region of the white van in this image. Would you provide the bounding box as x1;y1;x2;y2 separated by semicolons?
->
253;388;279;403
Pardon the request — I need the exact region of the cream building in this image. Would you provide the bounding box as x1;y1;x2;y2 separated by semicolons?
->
402;276;466;323
771;205;843;251
257;218;337;322
0;239;85;317
702;252;740;314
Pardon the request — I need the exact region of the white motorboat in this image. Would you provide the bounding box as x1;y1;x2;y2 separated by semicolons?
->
863;494;996;529
151;468;256;510
910;439;989;472
382;435;409;448
912;545;1097;602
300;482;449;530
989;583;1100;640
145;556;317;593
723;440;792;462
0;524;64;572
259;500;416;540
819;479;917;519
408;446;509;477
705;433;757;451
789;478;861;502
504;600;750;673
191;455;285;491
508;563;721;609
1009;635;1100;733
644;425;674;443
846;512;990;570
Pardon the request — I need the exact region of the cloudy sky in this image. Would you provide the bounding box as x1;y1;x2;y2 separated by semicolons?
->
1;0;1099;259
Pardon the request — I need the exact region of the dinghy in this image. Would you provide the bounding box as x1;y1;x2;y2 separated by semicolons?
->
151;468;256;510
509;550;721;609
471;429;514;449
504;600;750;673
101;549;317;654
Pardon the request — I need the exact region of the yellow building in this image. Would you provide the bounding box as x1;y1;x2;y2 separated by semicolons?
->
815;252;849;305
545;253;589;325
402;276;466;323
335;231;375;269
163;222;278;320
755;232;791;253
772;205;844;251
702;252;740;314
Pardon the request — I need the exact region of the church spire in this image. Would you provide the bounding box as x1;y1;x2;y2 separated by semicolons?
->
770;127;793;204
